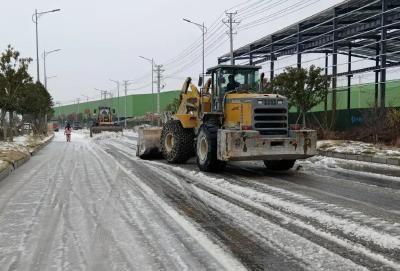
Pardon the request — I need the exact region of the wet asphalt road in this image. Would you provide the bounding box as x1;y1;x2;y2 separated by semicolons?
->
100;134;400;271
0;131;399;271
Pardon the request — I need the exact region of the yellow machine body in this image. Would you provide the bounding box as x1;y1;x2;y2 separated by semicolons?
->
137;64;317;166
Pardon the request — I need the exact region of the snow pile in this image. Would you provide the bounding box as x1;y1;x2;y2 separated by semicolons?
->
124;129;138;138
318;140;400;158
90;131;124;141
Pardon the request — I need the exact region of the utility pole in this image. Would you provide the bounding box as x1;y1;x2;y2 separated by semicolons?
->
123;80;128;128
110;79;120;124
139;56;155;125
74;98;80;122
81;95;90;102
223;11;239;65
154;65;164;116
34;10;39;82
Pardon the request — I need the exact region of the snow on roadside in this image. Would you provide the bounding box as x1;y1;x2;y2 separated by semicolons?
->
0;159;8;171
304;156;400;183
0;133;53;163
90;131;124;141
89;129;137;140
318;140;400;158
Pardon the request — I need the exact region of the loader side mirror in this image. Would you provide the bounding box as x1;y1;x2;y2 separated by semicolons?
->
94;109;97;114
198;75;203;87
112;109;116;114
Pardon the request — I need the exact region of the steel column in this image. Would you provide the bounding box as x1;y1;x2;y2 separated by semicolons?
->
324;52;329;112
380;0;387;108
375;38;380;108
297;25;302;68
249;45;253;65
270;39;275;84
332;10;338;118
347;44;352;110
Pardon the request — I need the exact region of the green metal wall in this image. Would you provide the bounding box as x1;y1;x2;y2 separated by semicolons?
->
54;79;400;128
54;90;180;119
287;79;400;113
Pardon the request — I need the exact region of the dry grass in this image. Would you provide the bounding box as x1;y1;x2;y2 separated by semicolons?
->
0;150;28;163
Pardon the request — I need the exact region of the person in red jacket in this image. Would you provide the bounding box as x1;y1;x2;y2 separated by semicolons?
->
64;123;72;142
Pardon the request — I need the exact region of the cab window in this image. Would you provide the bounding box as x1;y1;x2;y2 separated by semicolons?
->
217;69;259;94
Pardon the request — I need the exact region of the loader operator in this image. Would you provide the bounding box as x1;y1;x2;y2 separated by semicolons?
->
227;74;240;91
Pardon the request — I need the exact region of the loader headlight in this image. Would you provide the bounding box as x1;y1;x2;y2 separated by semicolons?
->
257;100;263;105
277;100;283;105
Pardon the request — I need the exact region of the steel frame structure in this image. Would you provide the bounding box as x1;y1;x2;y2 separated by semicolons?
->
218;0;400;109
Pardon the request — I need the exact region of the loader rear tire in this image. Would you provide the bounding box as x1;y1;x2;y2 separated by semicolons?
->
160;120;194;164
263;160;296;171
196;124;226;172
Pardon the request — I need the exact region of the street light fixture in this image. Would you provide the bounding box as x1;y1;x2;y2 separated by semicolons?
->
183;18;207;90
42;49;61;89
139;56;155;125
109;79;120;124
32;8;61;83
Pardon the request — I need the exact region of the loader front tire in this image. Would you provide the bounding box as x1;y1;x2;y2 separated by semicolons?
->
160;120;194;164
196;124;226;172
263;160;296;171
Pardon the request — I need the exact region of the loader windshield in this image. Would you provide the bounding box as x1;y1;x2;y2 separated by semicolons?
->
219;68;259;93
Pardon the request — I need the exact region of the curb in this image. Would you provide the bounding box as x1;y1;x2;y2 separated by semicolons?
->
30;134;55;156
318;150;400;166
0;134;55;182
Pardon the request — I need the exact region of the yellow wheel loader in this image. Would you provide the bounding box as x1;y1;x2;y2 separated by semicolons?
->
90;106;123;137
137;64;317;172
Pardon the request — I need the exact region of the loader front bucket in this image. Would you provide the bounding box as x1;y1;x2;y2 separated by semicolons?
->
136;127;163;159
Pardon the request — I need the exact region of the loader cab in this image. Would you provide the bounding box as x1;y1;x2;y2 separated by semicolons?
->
207;65;261;112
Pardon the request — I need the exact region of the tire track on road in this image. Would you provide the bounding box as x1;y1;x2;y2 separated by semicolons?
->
104;139;400;270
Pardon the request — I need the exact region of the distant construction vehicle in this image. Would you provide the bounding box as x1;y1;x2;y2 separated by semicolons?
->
137;64;317;172
90;106;123;137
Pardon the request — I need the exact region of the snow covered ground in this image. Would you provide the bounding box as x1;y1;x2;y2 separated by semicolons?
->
0;134;53;154
0;132;245;271
0;130;399;270
318;140;400;158
0;134;54;168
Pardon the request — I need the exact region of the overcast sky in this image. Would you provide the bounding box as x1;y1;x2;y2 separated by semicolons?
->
1;0;344;105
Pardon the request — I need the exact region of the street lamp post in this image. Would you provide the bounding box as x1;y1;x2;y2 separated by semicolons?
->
43;49;61;89
32;8;61;83
139;56;155;125
110;79;120;124
183;18;207;90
